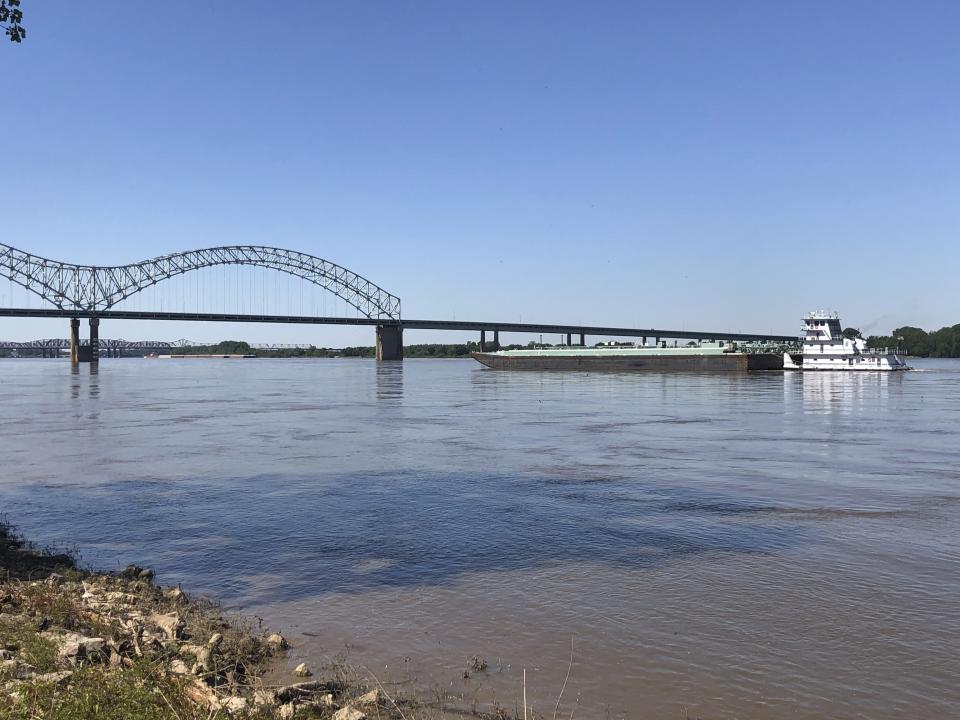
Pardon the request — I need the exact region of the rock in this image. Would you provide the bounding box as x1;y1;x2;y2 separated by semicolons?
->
221;696;248;714
253;689;278;705
0;649;12;661
265;632;289;650
164;586;188;603
192;633;223;675
169;658;190;674
318;693;335;707
275;680;334;704
119;564;144;579
184;678;221;709
148;612;183;640
356;688;380;705
46;573;64;586
138;568;155;581
293;662;312;677
333;707;366;720
103;591;137;605
278;703;297;720
178;643;204;658
32;671;72;687
49;632;106;664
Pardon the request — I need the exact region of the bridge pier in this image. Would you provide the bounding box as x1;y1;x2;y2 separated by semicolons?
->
69;319;80;365
566;333;572;346
376;325;403;362
89;318;99;363
580;333;585;346
479;330;501;352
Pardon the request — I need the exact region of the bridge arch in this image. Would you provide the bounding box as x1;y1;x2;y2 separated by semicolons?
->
0;244;401;320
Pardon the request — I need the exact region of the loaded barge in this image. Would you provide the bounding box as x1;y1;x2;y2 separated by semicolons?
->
472;341;784;372
472;311;911;373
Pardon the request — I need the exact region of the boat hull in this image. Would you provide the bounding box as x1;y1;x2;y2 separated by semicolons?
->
471;352;783;372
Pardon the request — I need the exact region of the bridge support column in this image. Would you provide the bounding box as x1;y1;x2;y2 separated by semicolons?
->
69;319;80;365
480;330;487;352
376;325;403;362
579;333;585;346
89;318;100;363
493;330;500;351
566;333;572;346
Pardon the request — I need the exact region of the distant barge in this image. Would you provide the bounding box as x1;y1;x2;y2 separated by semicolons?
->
147;354;257;359
472;342;784;372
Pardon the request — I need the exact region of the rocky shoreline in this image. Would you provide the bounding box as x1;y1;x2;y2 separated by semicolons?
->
0;521;479;720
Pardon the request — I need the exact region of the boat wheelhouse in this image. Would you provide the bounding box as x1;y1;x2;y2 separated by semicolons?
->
783;312;908;371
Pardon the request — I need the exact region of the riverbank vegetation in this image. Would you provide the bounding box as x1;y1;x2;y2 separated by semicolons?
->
868;325;960;357
178;341;532;359
0;521;529;719
855;325;960;357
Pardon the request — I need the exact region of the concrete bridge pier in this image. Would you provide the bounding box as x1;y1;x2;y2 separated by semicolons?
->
479;330;501;352
376;325;403;361
68;318;100;364
69;319;80;365
89;318;99;363
579;333;585;346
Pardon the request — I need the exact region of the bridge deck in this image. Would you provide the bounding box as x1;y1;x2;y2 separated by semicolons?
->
0;308;797;343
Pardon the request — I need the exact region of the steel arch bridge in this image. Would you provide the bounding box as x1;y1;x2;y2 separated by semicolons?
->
0;244;401;320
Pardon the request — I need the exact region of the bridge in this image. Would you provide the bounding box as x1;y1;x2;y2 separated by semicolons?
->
2;243;797;363
0;338;178;358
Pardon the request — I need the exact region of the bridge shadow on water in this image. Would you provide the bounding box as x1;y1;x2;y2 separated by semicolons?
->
7;470;804;605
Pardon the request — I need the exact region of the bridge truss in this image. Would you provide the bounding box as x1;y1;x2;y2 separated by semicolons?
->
0;338;182;351
0;244;401;320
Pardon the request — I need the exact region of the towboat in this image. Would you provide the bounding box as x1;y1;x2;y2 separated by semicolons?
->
783;312;909;371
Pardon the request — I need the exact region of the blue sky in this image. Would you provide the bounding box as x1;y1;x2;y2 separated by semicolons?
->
4;1;959;344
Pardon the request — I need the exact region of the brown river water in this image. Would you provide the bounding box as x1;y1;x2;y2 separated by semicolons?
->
1;358;958;719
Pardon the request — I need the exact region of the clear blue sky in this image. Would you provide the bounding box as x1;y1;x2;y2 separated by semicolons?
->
4;1;959;344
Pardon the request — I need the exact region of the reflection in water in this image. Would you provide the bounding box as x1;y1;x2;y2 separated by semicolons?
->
0;358;958;720
374;360;403;401
802;370;901;414
69;363;101;400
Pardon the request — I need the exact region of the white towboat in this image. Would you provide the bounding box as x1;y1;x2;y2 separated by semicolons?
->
784;311;909;371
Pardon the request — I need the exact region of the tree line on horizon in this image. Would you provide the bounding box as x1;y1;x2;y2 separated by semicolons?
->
844;325;960;358
179;340;556;359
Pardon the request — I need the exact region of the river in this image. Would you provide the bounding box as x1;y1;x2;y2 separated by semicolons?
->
1;358;958;719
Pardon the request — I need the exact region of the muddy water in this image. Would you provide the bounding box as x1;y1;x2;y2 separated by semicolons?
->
1;358;958;718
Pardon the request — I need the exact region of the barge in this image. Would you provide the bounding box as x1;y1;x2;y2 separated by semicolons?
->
472;341;784;372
